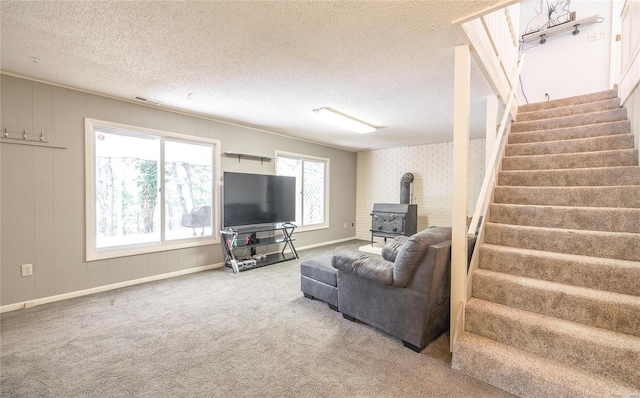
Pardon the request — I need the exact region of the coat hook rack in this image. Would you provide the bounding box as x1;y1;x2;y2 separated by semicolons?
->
2;127;50;143
0;126;68;149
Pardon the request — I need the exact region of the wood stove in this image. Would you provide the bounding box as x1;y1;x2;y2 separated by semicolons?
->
370;203;417;244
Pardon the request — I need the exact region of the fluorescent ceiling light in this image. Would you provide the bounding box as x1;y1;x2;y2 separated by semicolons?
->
311;107;375;134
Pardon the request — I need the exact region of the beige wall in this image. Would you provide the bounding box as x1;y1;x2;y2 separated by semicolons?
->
0;74;357;307
517;0;613;105
355;139;485;241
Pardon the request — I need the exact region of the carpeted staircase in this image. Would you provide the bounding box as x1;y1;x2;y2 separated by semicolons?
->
452;90;640;397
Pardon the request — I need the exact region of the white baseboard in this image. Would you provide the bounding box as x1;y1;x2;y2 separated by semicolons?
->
0;236;359;314
295;236;357;251
0;262;225;313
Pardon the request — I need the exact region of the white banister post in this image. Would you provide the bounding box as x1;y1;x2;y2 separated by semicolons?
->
485;95;499;170
450;44;471;351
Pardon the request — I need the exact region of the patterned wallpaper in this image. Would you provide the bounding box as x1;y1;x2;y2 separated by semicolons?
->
355;139;486;241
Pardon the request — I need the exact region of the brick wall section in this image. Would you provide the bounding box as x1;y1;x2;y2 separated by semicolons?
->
356;139;485;241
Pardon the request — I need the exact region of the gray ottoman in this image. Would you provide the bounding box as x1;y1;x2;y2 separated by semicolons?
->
300;255;338;311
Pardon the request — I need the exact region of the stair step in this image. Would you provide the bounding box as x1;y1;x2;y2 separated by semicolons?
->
512;108;627;133
465;298;640;388
493;185;640;208
484;222;640;261
472;269;640;336
505;133;635;156
518;89;618;113
499;166;640;187
517;98;621;122
488;203;640;233
479;244;640;296
452;333;639;398
508;120;630;144
462;88;640;397
502;148;638;170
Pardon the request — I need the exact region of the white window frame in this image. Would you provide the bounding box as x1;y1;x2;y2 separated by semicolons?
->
85;118;221;261
275;150;330;232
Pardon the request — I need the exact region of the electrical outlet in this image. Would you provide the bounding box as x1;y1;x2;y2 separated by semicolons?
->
343;222;347;228
588;32;599;42
21;263;33;277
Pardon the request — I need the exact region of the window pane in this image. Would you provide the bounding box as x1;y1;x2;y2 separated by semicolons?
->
165;141;213;240
95;131;160;249
303;160;325;225
276;156;300;178
277;156;302;223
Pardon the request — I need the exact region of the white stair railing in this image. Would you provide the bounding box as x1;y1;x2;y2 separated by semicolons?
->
467;54;525;238
450;0;522;351
453;1;521;120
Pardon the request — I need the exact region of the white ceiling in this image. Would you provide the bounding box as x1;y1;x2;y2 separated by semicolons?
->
0;1;499;152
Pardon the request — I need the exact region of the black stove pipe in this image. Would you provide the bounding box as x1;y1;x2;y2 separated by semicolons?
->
400;173;414;204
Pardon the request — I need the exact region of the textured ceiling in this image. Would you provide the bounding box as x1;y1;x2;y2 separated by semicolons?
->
0;1;498;151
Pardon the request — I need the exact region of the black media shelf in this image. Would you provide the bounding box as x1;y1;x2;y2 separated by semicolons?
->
232;223;293;234
224;252;297;272
220;223;298;274
233;235;295;249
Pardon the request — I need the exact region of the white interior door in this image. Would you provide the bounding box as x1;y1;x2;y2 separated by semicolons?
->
609;0;623;88
617;0;640;103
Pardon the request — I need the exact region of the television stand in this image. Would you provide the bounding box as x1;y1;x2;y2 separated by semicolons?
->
220;223;299;274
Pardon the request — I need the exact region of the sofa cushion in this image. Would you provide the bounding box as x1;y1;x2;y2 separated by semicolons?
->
392;227;452;287
332;250;394;286
300;255;337;287
381;236;409;262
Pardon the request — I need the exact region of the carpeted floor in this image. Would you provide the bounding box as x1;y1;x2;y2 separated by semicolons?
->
1;240;512;397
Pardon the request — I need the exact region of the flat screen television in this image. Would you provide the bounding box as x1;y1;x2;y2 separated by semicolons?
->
222;172;296;228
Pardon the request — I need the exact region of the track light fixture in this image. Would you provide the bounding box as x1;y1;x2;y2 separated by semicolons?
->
311;107;376;134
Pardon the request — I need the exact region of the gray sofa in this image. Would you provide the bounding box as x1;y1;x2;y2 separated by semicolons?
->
332;227;469;352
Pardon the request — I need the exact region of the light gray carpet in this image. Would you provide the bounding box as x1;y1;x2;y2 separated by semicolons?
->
1;240;512;398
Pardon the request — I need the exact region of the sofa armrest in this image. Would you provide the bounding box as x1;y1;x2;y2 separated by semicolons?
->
332;250;394;286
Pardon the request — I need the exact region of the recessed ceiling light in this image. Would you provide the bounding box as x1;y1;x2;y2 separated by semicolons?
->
311;107;376;134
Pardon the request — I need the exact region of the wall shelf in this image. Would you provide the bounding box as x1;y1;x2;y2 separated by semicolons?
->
522;14;600;44
224;151;274;164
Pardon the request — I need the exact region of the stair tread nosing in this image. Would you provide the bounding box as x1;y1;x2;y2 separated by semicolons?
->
493;185;640;208
512;108;627;133
465;298;640;388
505;133;635;156
498;166;640;187
518;89;617;113
508;120;630;145
472;268;640;337
452;332;639;398
502;148;638;170
484;222;640;262
517;98;621;122
488;203;640;233
480;244;640;299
